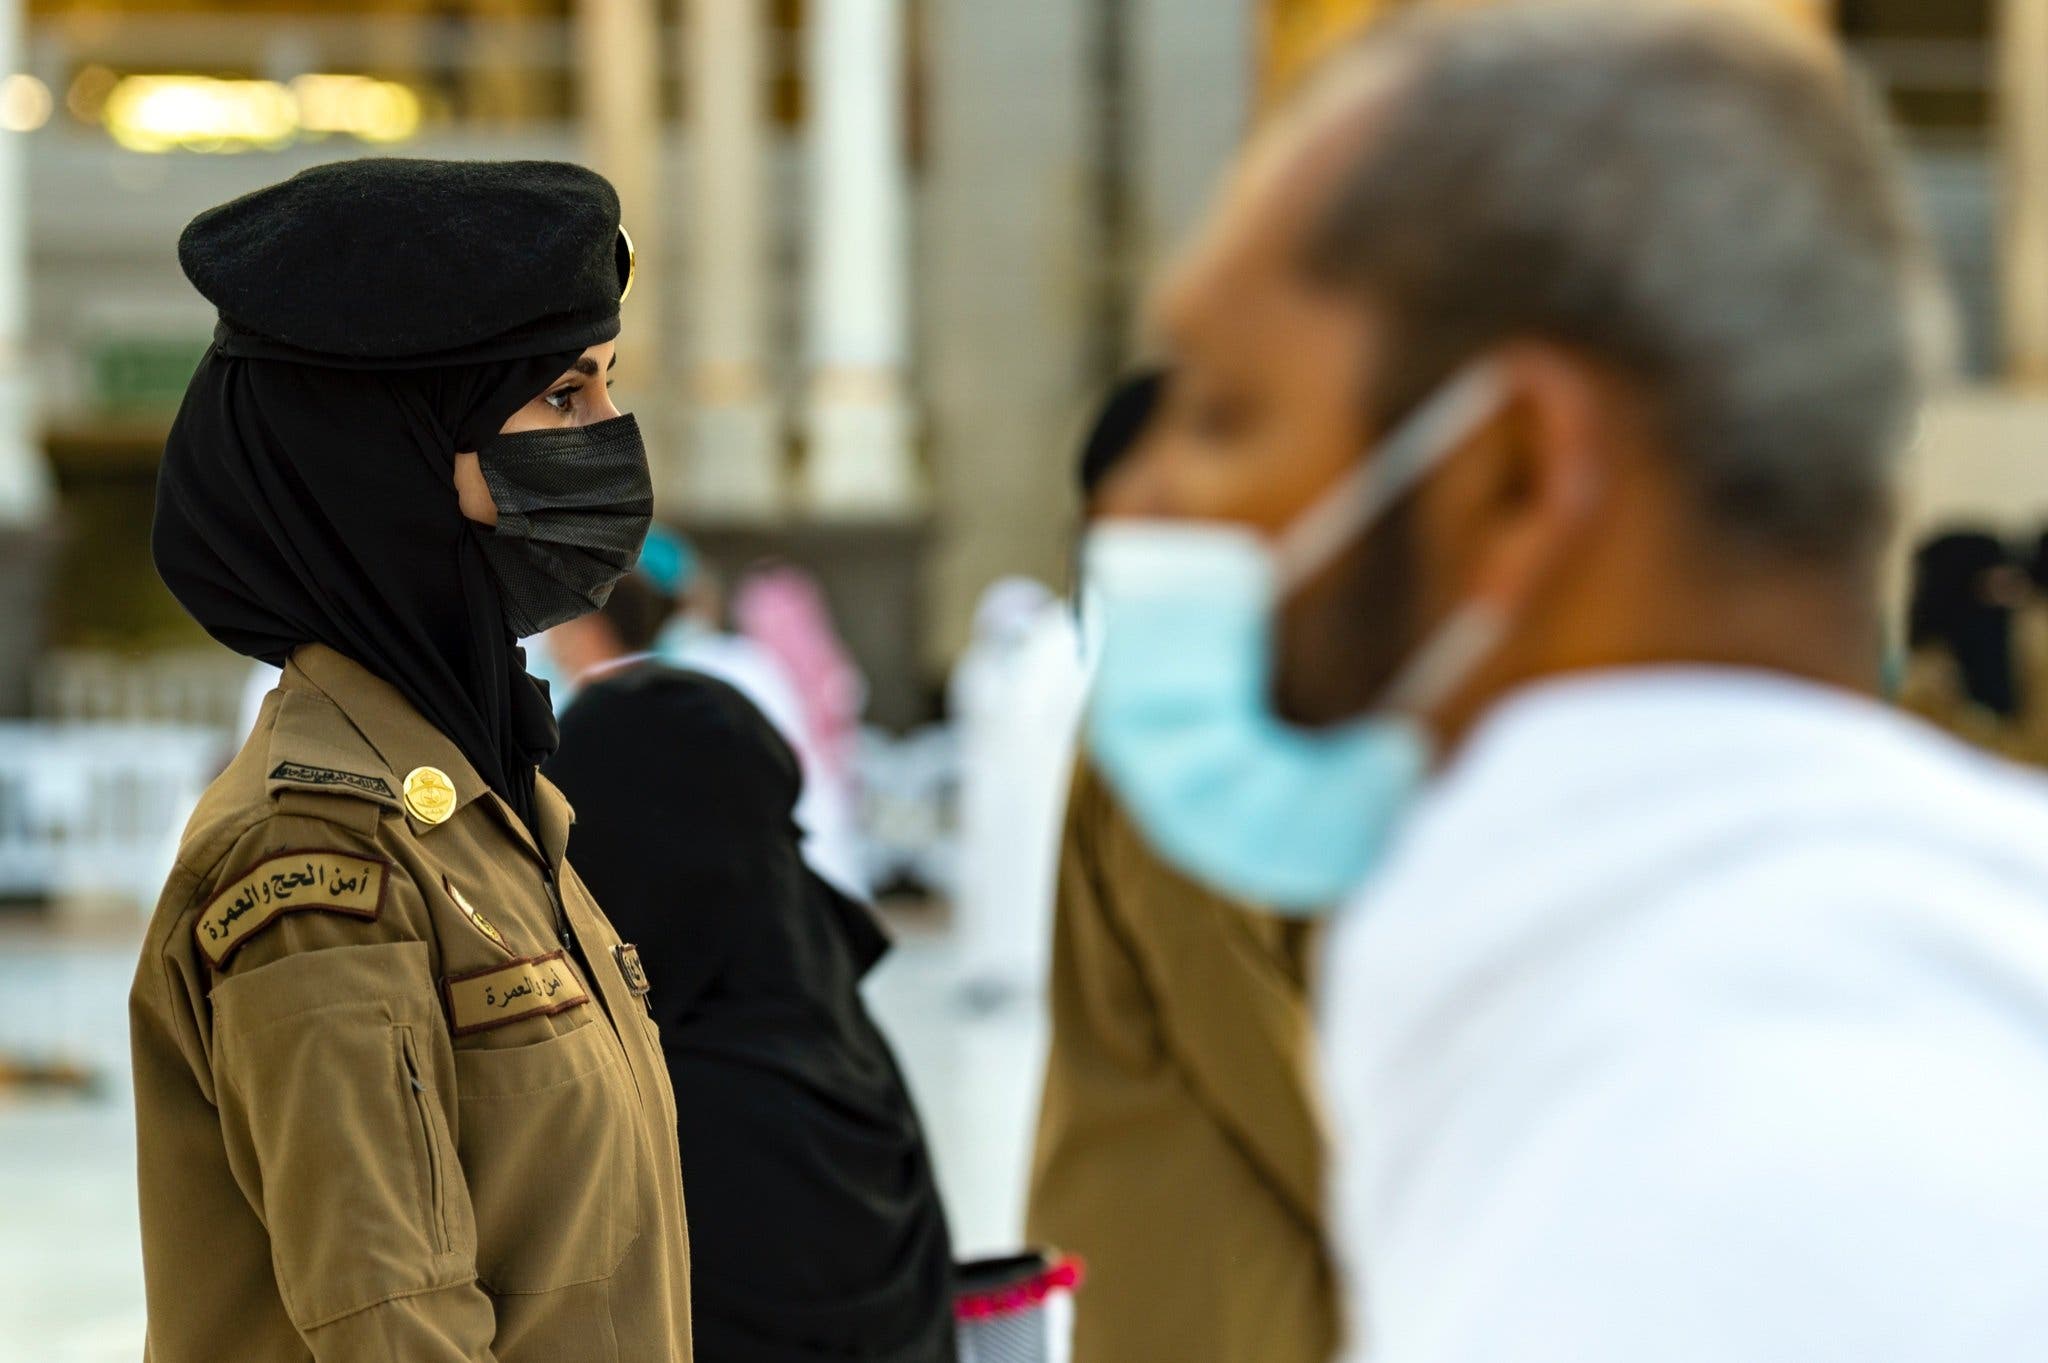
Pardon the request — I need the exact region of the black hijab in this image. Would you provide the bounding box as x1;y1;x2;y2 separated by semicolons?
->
153;343;582;827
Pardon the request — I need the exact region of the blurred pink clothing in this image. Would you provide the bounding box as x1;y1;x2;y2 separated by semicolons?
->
734;566;867;781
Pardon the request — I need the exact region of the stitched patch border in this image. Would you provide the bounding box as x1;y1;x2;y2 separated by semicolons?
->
194;849;389;970
441;951;591;1036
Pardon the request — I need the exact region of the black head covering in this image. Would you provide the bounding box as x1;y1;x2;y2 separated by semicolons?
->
1909;529;2020;719
155;158;632;828
181;157;631;369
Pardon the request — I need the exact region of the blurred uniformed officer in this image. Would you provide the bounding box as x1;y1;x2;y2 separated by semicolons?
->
1029;371;1338;1363
130;159;691;1361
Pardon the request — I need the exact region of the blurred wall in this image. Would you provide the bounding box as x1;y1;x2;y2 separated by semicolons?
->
918;0;1254;669
918;0;1090;674
1905;390;2048;537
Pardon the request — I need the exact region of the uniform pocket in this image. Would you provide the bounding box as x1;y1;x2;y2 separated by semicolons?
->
452;1017;643;1294
395;1026;451;1255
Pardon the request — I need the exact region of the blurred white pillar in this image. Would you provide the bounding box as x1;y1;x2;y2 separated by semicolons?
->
577;0;667;404
0;0;49;527
681;0;785;518
2000;0;2048;385
802;0;921;516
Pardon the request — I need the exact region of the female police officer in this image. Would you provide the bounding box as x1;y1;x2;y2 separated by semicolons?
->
128;159;690;1361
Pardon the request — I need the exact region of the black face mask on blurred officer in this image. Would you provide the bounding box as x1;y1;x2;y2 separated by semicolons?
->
475;412;655;638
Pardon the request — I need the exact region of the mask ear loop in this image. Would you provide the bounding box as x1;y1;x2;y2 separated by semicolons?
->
1378;602;1508;718
1270;363;1509;597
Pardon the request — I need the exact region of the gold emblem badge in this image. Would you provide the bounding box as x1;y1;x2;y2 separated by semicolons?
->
617;223;637;304
445;877;509;952
403;766;457;826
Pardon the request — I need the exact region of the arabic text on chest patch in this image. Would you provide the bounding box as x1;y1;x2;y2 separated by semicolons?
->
442;952;591;1036
195;850;387;969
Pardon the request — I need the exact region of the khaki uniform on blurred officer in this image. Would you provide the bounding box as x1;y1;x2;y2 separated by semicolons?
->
130;161;691;1361
1030;768;1336;1363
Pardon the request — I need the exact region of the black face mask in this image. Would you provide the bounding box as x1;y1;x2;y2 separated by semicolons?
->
476;413;655;637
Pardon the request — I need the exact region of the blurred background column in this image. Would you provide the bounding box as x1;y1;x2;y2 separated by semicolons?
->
1999;0;2048;384
576;0;669;473
0;0;55;716
467;0;550;126
0;0;44;527
802;0;920;516
681;0;785;518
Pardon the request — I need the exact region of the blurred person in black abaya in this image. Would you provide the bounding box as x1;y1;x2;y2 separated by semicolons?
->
542;542;958;1363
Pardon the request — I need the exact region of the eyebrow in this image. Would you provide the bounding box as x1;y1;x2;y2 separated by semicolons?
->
567;354;619;378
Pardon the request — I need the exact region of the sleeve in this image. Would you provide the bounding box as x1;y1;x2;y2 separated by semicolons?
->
187;810;498;1361
1090;766;1330;1241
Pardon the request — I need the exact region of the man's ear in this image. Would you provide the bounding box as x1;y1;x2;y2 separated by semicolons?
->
1463;345;1609;616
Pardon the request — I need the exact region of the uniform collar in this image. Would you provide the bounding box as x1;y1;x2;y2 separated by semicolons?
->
282;644;574;866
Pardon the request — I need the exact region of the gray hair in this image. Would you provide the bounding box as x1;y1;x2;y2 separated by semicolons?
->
1297;0;1949;563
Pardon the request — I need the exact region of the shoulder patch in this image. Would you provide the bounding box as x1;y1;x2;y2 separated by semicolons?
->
195;850;388;969
443;952;590;1036
269;762;396;799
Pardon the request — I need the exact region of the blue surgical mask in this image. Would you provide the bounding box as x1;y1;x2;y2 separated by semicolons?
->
1081;364;1507;913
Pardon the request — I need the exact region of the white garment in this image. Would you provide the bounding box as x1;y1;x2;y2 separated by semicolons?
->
1322;668;2048;1363
949;579;1093;1000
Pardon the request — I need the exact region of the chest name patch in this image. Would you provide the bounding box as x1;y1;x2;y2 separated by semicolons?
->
195;850;387;969
443;952;590;1036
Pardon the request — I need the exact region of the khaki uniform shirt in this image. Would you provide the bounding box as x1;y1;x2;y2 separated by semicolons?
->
1028;762;1339;1363
130;645;692;1362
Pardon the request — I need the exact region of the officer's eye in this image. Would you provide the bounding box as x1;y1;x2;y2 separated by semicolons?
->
543;379;615;416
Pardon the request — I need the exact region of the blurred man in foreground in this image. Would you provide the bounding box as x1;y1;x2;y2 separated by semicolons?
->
1084;2;2048;1359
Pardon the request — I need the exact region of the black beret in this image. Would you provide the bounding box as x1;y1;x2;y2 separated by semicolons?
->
180;158;633;369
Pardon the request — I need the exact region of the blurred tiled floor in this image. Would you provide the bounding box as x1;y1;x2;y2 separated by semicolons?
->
0;920;1046;1361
